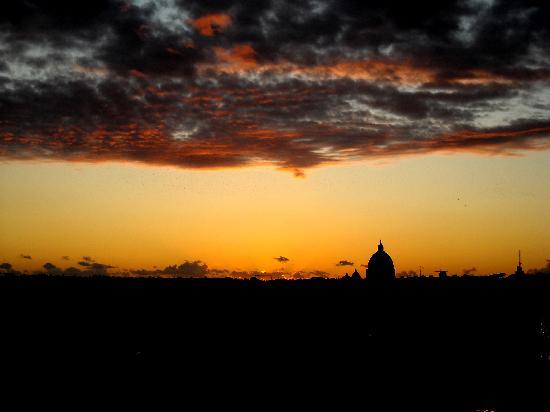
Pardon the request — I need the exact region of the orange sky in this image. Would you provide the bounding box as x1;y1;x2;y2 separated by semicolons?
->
2;151;549;277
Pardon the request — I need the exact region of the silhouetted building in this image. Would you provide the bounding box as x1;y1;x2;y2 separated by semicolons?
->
436;270;448;279
513;250;525;277
366;241;395;282
351;268;362;281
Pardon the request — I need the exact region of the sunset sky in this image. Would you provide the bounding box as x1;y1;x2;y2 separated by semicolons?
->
1;0;550;276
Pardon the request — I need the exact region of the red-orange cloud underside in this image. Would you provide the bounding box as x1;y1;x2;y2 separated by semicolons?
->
192;13;232;37
200;44;513;86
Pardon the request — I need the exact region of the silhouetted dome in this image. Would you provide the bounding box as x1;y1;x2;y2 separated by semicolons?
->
367;241;395;282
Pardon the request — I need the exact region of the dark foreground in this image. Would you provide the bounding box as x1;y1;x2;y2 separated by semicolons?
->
1;274;549;410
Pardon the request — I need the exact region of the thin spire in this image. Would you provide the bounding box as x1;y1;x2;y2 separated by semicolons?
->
515;249;525;276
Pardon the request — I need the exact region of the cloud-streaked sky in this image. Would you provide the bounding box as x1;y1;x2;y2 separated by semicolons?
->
1;1;550;275
2;0;550;174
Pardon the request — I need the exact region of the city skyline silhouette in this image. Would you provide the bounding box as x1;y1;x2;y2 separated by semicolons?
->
2;240;547;281
1;1;550;408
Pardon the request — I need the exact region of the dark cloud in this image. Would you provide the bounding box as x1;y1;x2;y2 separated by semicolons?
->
0;263;13;271
20;254;32;260
63;267;84;276
162;261;208;278
43;262;58;271
78;258;115;274
207;268;230;277
132;260;208;278
274;256;289;263
463;267;477;275
2;1;550;174
308;270;329;278
90;263;115;271
527;259;550;275
61;256;70;260
336;260;354;267
0;1;201;77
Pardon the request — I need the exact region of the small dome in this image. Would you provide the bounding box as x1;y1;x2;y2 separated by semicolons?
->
367;241;395;281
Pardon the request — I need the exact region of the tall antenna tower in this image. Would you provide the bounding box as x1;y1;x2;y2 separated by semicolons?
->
514;249;525;276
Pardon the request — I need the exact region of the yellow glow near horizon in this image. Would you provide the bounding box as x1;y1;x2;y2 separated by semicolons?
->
1;152;550;276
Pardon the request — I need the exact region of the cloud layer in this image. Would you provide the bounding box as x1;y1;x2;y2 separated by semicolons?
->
0;259;333;279
2;0;550;174
336;260;354;267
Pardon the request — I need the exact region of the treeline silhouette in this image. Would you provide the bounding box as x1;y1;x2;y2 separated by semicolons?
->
0;273;548;410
